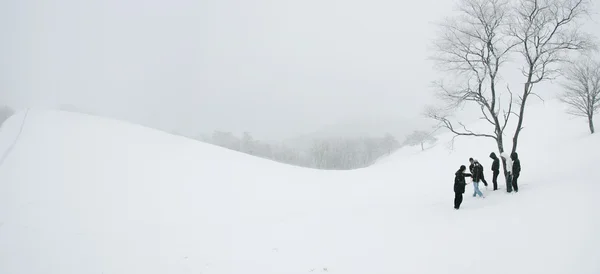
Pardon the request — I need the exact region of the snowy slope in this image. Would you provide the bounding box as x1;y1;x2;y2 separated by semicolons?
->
0;100;599;274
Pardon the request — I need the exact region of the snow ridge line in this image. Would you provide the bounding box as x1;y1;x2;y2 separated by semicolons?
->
0;109;30;169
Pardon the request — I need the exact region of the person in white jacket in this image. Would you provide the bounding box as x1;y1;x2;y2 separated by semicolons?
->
500;152;513;193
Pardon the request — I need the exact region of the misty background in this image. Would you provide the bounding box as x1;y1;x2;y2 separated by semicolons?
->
1;0;599;168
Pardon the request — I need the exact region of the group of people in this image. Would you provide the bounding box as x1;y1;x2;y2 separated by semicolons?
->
453;151;521;210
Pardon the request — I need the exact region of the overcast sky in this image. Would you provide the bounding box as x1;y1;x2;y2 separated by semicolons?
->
1;0;599;140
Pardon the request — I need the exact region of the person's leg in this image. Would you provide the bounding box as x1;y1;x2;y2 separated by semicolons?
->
492;171;499;190
454;193;458;209
512;174;519;192
454;193;462;209
476;182;484;197
473;182;477;197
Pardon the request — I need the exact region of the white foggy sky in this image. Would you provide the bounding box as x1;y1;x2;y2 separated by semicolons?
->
1;0;599;139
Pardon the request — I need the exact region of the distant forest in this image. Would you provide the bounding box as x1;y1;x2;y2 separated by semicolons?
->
197;130;437;170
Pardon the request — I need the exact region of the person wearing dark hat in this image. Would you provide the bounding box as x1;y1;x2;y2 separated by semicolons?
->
489;152;500;191
510;152;521;192
454;165;472;209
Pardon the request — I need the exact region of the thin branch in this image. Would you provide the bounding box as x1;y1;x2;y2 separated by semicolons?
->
425;107;498;140
501;84;514;132
530;92;545;102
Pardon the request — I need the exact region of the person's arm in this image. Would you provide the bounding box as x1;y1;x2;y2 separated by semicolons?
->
464;173;472;177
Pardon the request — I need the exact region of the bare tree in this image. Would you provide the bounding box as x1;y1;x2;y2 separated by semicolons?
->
508;0;595;152
381;133;401;154
559;57;600;134
427;0;516;177
241;131;256;155
403;130;438;151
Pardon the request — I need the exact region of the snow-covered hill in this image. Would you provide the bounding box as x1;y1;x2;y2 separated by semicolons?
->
0;100;599;274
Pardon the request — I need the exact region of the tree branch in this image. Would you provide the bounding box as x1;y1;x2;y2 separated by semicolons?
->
501;84;514;132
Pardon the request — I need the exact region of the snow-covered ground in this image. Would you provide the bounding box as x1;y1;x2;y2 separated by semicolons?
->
0;99;599;274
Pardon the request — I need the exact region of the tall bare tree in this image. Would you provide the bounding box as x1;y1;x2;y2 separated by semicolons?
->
508;0;594;152
427;0;516;176
559;57;600;134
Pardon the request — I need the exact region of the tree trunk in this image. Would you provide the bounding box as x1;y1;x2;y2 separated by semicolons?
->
512;94;528;154
512;70;534;154
589;113;595;134
421;142;424;151
495;136;509;183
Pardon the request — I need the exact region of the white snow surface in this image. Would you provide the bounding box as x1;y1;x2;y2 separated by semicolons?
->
1;100;599;274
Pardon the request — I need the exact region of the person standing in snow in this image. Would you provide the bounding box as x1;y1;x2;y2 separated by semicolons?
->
500;152;513;193
489;152;500;191
510;152;521;192
469;158;488;187
454;165;472;209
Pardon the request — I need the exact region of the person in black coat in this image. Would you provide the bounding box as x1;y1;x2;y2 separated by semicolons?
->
454;165;472;209
469;158;488;187
489;152;500;191
511;152;521;192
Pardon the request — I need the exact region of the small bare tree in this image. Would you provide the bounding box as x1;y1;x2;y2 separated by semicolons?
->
559;57;600;134
508;0;595;152
403;130;438;151
427;0;516;178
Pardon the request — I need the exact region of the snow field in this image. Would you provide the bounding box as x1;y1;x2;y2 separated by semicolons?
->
0;100;599;274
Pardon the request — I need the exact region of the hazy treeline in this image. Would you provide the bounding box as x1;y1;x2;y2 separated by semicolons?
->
197;131;405;170
0;103;437;170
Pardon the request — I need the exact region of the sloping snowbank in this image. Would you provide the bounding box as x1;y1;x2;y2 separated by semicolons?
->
0;100;598;274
